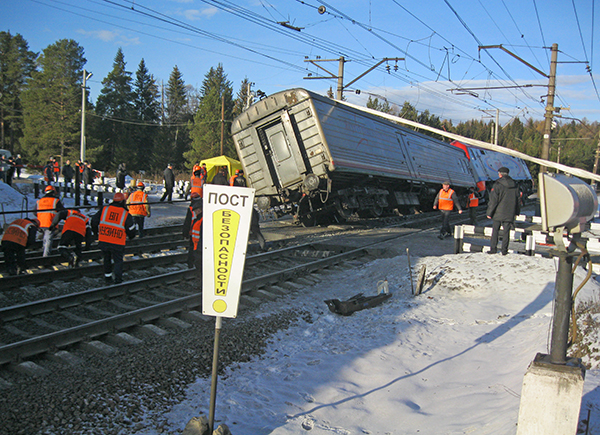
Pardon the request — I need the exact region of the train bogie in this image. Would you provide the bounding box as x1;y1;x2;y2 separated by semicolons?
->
231;88;479;224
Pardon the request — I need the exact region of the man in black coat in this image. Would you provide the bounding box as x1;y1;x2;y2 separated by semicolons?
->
160;163;175;202
116;163;127;190
486;167;521;255
211;167;229;186
62;159;74;197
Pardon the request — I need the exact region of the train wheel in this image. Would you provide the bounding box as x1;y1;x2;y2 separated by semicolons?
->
370;204;383;218
334;199;354;221
299;213;317;227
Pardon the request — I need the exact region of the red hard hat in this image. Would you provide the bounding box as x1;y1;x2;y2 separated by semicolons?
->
190;192;201;199
137;181;145;188
113;193;126;202
44;185;56;193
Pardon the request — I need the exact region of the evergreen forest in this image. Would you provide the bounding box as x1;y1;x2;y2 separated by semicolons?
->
1;31;599;180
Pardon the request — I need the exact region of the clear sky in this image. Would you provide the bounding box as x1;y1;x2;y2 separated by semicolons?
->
2;0;599;126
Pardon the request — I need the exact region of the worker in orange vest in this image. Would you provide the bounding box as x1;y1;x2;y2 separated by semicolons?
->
36;185;65;256
230;169;247;187
182;192;203;270
126;182;151;238
91;193;136;284
467;186;480;226
51;209;91;268
189;165;205;199
433;180;462;239
1;218;40;275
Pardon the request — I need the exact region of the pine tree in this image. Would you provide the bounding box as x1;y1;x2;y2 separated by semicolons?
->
185;64;234;167
154;65;192;170
233;77;253;118
20;39;85;165
95;48;134;171
0;31;36;152
366;96;393;114
131;58;160;171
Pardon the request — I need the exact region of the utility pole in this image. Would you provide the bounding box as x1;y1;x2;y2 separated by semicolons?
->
80;69;92;162
478;44;559;172
541;43;559;173
304;57;404;100
220;94;225;155
495;109;499;145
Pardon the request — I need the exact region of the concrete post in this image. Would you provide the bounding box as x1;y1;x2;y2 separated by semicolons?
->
516;353;585;435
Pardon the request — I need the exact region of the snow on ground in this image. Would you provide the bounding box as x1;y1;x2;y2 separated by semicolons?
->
132;249;600;435
3;177;600;434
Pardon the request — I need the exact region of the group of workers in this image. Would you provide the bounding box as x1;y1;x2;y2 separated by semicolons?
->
433;166;521;255
183;163;264;277
2;162;266;283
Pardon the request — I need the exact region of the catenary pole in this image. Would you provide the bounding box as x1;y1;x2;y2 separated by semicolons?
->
541;43;558;174
80;70;92;162
337;57;345;100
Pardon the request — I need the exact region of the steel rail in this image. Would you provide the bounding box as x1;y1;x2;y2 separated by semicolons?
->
0;243;372;365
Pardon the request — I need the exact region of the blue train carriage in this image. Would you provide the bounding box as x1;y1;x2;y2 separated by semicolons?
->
450;140;534;197
231;88;477;226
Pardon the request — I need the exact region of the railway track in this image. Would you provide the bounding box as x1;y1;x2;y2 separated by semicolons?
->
0;204;488;370
0;239;391;367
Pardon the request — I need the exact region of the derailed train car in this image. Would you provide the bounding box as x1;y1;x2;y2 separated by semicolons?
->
450;140;533;195
231;88;477;225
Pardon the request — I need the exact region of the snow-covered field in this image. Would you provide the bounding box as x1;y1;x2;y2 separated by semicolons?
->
2;176;600;434
141;251;600;435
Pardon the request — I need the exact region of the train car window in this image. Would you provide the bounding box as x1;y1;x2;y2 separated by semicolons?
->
269;130;291;162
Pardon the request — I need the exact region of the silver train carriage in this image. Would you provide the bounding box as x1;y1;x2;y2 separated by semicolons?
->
450;140;534;195
231;88;478;225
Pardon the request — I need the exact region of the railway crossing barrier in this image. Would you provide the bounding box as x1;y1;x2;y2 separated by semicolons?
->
453;215;600;264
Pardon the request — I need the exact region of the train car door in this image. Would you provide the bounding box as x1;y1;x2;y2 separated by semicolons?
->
261;110;306;187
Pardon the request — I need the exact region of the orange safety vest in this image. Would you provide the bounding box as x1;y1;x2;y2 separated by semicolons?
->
438;189;455;211
53;161;59;173
191;217;203;250
98;205;128;246
128;190;149;216
1;219;34;247
37;197;59;228
229;175;237;186
63;210;89;237
468;193;479;208
190;175;203;197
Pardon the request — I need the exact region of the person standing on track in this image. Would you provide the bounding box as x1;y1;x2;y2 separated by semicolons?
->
92;193;136;284
62;159;74;197
51;209;91;268
230;169;247;187
43;159;54;186
250;208;266;250
182;192;203;271
189;165;204;200
1;218;39;275
36;185;65;256
433;180;462;239
211;166;229;185
486;167;521;255
160;163;175;202
127;181;151;238
467;186;480;226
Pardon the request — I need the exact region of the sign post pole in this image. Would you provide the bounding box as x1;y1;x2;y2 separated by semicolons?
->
208;316;222;433
202;184;255;433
